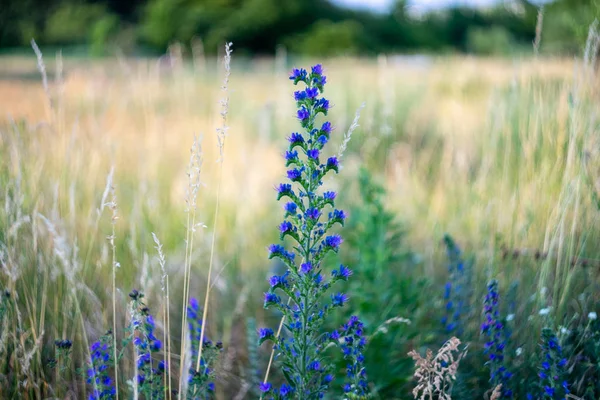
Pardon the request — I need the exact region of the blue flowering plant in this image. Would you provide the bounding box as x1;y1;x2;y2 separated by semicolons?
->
187;297;223;399
53;339;73;374
332;316;369;398
481;280;513;398
259;64;363;399
128;289;165;399
442;234;472;336
86;331;116;400
529;328;570;399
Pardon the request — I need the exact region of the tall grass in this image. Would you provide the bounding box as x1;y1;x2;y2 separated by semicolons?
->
0;46;598;398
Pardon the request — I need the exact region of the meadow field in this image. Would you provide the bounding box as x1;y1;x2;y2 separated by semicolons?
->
0;47;599;399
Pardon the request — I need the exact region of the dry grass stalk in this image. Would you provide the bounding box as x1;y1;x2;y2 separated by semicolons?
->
178;134;204;397
489;385;502;400
106;184;120;400
408;337;465;400
338;102;365;162
196;41;233;372
152;232;171;400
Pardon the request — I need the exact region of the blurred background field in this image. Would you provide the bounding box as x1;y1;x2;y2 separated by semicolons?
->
1;0;600;399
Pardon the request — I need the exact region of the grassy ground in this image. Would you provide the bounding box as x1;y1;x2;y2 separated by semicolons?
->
0;52;598;398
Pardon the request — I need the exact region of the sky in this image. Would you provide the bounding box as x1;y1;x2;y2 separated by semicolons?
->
334;0;548;12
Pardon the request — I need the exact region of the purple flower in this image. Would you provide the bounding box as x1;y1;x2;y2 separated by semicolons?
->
332;265;352;280
326;156;339;172
151;340;162;351
316;98;330;111
307;149;319;161
289;68;307;82
279;221;293;233
259;328;274;340
306;208;321;220
311;64;323;75
324;234;342;250
269;244;284;254
264;292;280;305
300;262;313;274
297;107;310;122
332;293;349;307
308;360;321;371
280;384;293;396
331;209;346;222
284;202;297;215
259;382;273;393
269;275;280;287
288;132;304;146
306;87;319;99
285;150;298;163
287;168;302;181
321;121;332;135
277;183;292;196
294;90;307;101
323;191;336;201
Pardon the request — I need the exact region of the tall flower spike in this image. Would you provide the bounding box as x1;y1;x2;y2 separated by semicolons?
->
86;332;116;400
530;328;570;400
129;291;164;399
187;297;223;398
335;316;369;396
259;64;366;399
442;234;472;336
481;280;513;398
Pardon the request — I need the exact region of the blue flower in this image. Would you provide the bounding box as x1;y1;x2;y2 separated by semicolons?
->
288;132;304;146
151;340;162;352
280;221;293;234
277;183;293;197
326;156;339;172
259;382;272;393
280;383;293;396
323;191;336;201
294;90;307;101
332;265;352;280
264;292;280;306
285;150;299;164
307;149;319;161
284;202;297;215
311;64;323;75
306;87;319;99
324;234;343;251
297;107;310;122
259;328;274;340
289;68;307;82
332;293;349;307
306;208;321;220
287;168;302;181
316;98;330;112
331;209;346;224
301;262;313;274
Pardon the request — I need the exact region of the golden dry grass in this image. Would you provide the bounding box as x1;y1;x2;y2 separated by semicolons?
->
0;53;598;397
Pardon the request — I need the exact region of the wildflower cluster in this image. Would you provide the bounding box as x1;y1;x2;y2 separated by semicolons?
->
187;297;223;398
260;64;360;399
442;235;471;335
333;316;369;398
52;338;73;374
86;332;116;400
481;280;513;398
530;328;569;399
128;290;165;398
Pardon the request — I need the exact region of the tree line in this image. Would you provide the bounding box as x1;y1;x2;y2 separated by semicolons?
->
0;0;597;56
